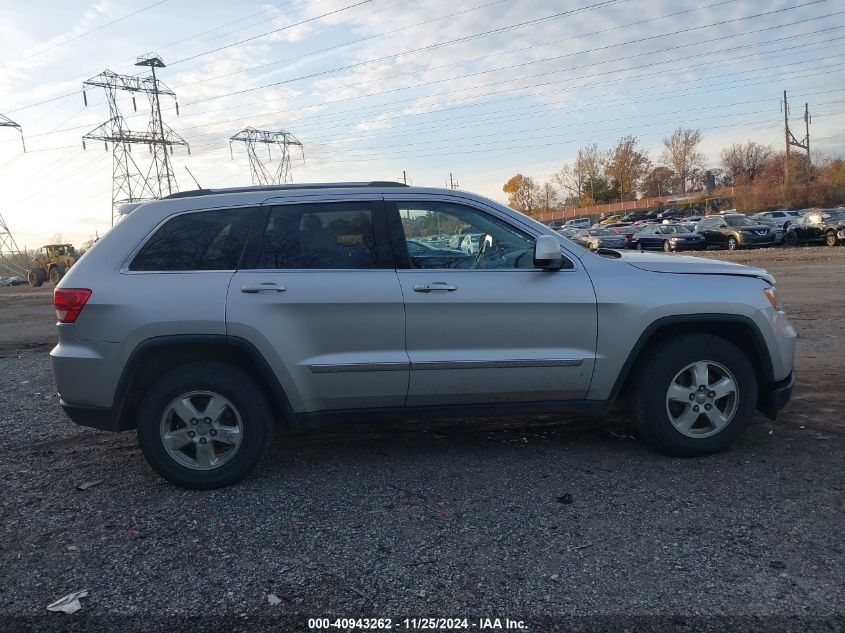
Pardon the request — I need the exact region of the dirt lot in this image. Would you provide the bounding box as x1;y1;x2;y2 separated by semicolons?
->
0;248;843;632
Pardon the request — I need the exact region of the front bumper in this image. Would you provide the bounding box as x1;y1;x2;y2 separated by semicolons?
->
757;372;795;420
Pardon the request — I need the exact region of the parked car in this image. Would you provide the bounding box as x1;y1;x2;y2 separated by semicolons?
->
598;215;624;226
784;209;845;246
564;217;592;229
547;220;565;230
696;214;778;250
51;182;796;488
749;217;786;244
631;224;706;252
752;210;802;229
609;225;642;247
572;227;630;250
460;233;486;255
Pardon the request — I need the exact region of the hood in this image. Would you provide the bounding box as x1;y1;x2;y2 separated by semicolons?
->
621;251;774;283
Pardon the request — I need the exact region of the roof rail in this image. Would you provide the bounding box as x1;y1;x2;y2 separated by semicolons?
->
163;181;408;200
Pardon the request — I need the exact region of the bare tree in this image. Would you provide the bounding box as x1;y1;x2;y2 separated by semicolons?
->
661;128;704;193
720;141;772;184
606;136;651;201
537;181;559;214
502;174;540;214
554;143;608;205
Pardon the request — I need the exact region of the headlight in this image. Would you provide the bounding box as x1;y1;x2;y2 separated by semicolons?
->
764;286;781;310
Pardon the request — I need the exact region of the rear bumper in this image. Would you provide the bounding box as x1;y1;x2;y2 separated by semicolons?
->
757;372;795;420
60;400;121;431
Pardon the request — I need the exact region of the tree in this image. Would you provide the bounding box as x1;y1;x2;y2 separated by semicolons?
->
537;181;559;214
641;166;676;198
605;136;651;201
720;141;772;184
661;128;704;193
554;143;607;205
502;174;540;214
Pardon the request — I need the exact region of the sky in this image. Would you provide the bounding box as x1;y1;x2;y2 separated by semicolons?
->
1;0;844;249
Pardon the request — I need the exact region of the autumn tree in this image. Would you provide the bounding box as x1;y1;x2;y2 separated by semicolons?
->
661;127;704;193
641;166;675;198
721;141;772;184
606;136;651;201
502;174;540;214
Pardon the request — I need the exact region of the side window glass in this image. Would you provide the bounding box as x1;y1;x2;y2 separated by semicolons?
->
130;208;255;271
394;201;542;270
253;202;381;269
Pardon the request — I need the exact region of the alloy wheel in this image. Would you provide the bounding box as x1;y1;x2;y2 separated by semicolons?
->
665;361;739;438
159;391;243;470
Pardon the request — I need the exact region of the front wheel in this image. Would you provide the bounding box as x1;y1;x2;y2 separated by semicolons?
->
826;231;838;247
785;231;798;247
663;240;673;253
726;236;738;251
27;268;45;287
136;362;273;489
636;242;644;251
630;334;758;456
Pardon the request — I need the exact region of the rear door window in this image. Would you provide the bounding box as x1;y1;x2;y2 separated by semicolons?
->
247;201;392;270
130;207;255;271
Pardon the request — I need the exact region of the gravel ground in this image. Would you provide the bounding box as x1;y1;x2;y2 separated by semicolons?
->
1;248;843;632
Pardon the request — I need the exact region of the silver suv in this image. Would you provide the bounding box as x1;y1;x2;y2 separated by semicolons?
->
51;183;796;489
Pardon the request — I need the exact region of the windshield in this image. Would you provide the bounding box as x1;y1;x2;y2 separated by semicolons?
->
657;225;690;234
725;215;758;227
824;210;845;221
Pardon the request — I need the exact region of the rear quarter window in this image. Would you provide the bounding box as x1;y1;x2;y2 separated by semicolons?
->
130;208;255;271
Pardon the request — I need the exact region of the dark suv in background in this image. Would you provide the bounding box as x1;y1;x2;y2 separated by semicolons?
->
696;214;778;250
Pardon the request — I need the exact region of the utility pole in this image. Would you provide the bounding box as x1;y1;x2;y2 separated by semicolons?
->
782;90;811;186
0;114;25;152
229;128;304;186
81;54;189;225
448;173;459;190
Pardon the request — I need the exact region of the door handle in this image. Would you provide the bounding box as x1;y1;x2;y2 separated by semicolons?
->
413;282;457;293
240;283;286;293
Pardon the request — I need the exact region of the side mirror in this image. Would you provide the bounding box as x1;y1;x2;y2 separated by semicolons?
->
533;235;563;270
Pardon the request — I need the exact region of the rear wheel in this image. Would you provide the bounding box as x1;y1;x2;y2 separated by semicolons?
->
630;334;758;456
784;231;798;247
136;362;273;489
636;242;644;251
49;263;66;284
663;240;673;253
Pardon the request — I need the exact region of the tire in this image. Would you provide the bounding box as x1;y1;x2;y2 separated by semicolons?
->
663;240;673;253
27;268;45;287
784;231;798;247
136;362;273;489
630;334;758;457
826;231;838;247
636;242;644;251
726;236;738;251
49;263;66;284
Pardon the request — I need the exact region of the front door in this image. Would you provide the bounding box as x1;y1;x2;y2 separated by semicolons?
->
226;197;409;413
386;196;597;406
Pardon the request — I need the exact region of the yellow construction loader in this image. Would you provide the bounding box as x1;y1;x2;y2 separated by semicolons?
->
28;244;77;287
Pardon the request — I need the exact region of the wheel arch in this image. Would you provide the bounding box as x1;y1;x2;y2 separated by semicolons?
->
113;335;293;431
609;314;775;404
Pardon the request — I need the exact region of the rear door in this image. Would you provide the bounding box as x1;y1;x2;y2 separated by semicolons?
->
226;196;408;413
385;195;597;406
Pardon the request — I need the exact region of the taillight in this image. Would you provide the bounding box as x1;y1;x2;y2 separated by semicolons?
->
54;289;92;323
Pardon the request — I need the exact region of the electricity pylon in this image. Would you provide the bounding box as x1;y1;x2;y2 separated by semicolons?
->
1;116;27;276
0;114;25;152
81;54;189;224
229;128;304;185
